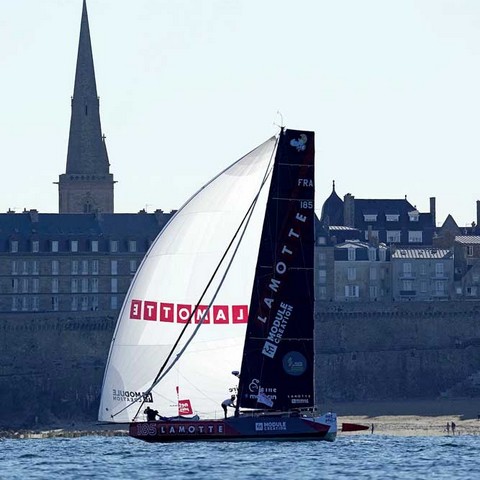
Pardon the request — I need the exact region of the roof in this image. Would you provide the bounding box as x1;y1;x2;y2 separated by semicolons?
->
391;248;452;259
455;236;480;244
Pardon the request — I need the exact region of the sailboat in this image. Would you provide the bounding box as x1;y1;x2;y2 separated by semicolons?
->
98;128;337;442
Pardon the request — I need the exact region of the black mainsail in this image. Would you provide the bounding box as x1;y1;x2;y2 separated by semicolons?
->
238;129;315;412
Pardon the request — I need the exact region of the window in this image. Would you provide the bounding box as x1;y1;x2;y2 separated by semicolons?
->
110;296;118;310
318;269;327;284
345;285;359;298
318;286;327;300
318;252;326;265
419;264;427;275
386;214;399;222
22;297;28;311
11;278;19;293
363;214;378;222
110;240;119;253
71;297;78;311
32;297;39;312
386;231;401;243
32;261;39;275
92;260;99;275
467;286;478;296
111;260;118;275
435;281;445;295
368;248;376;261
347;267;356;281
467;246;474;257
71;279;78;293
408;211;419;222
91;240;99;252
408;231;423;243
52;296;59;311
32;240;39;253
51;240;59;252
92;296;99;311
22;261;28;275
379;249;387;262
91;278;99;293
71;240;78;252
21;278;28;293
402;263;412;275
129;260;137;273
317;237;326;245
369;267;377;280
81;296;88;311
82;278;88;293
128;240;137;253
435;263;444;277
369;286;378;299
52;260;59;275
82;260;88;275
364;230;379;241
52;278;59;293
111;278;118;293
72;260;79;275
473;274;480;283
11;261;18;275
420;281;427;293
348;248;355;261
32;278;39;293
10;240;18;253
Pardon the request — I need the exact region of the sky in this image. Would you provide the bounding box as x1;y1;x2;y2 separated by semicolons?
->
1;0;480;227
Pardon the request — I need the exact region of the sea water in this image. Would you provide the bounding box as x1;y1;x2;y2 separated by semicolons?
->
1;434;479;479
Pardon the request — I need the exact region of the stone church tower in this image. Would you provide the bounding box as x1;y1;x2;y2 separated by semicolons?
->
57;0;114;213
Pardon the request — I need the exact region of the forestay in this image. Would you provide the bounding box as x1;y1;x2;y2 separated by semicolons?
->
98;137;278;422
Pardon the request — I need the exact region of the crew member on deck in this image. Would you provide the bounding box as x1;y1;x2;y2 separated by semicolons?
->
221;395;236;419
144;406;159;421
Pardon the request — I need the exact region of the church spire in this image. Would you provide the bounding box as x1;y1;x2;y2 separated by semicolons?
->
58;0;114;213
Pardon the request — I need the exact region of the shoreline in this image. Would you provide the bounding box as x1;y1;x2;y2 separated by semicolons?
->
2;398;480;439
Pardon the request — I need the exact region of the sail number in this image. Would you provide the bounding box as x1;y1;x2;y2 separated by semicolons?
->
300;200;313;209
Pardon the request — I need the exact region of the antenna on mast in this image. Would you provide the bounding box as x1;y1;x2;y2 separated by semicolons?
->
273;110;285;130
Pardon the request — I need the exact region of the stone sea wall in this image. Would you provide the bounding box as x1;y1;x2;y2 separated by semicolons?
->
0;312;116;428
315;301;480;402
1;301;480;428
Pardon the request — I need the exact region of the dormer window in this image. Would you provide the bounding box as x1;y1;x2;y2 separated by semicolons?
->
386;214;399;222
408;210;419;222
363;214;378;222
10;240;18;253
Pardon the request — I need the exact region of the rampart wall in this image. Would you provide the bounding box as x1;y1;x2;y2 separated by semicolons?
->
1;301;480;428
315;301;480;402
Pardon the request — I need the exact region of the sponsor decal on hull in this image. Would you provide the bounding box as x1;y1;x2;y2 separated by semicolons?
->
132;422;226;437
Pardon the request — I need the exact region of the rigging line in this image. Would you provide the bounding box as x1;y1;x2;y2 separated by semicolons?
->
112;136;280;421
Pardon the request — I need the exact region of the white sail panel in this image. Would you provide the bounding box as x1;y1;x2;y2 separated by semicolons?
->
99;137;277;422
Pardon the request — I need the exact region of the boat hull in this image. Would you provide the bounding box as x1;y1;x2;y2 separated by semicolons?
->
129;413;337;442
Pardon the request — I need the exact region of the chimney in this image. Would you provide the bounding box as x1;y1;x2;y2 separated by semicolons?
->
29;209;39;223
429;197;436;227
343;193;355;227
477;200;480;229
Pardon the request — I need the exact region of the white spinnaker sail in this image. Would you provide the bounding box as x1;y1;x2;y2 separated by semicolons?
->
98;137;277;422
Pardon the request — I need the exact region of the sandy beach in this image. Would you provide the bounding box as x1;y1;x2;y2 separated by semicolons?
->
1;398;479;439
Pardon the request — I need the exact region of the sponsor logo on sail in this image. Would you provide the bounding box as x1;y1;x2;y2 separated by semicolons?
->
112;389;153;403
129;300;248;324
290;134;308;152
282;351;307;376
262;302;293;359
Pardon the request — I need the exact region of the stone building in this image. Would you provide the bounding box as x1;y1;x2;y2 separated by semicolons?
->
0;1;171;318
453;236;480;299
390;247;453;301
